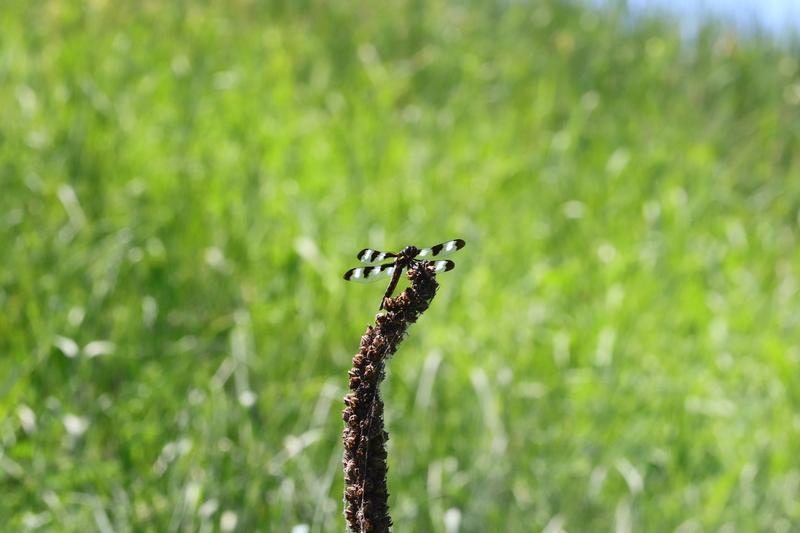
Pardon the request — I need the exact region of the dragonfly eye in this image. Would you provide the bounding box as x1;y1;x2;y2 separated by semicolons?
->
403;245;419;257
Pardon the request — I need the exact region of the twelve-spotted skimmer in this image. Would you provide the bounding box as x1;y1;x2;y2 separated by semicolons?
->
343;239;465;309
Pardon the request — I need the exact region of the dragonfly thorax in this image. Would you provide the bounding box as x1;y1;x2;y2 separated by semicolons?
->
401;245;419;258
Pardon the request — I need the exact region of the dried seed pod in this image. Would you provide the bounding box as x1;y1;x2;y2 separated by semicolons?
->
342;262;440;532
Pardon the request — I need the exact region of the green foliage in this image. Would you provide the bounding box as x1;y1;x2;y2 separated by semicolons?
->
2;0;800;530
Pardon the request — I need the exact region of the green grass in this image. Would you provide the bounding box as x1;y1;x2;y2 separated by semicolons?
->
2;0;800;530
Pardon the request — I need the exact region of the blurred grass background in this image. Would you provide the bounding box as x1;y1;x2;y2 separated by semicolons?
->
2;0;800;531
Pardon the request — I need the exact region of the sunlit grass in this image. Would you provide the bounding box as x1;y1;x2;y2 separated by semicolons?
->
1;0;799;530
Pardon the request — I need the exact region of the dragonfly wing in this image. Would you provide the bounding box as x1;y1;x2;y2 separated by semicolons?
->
415;239;465;259
343;263;396;283
356;248;398;264
430;260;455;273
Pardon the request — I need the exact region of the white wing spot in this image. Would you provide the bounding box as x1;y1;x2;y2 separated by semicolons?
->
445;241;456;251
418;249;431;257
434;261;448;272
352;268;363;279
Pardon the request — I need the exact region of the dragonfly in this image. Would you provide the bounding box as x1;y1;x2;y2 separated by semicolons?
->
343;239;465;309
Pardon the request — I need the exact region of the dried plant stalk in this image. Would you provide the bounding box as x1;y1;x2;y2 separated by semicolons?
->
342;262;440;532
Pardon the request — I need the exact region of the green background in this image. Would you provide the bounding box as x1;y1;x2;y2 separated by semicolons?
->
2;1;799;530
